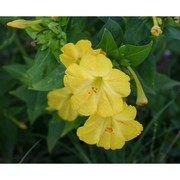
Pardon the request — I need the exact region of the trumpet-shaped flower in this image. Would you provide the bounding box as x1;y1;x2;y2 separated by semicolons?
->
7;19;43;31
59;40;104;68
77;103;143;150
64;54;131;117
47;87;78;121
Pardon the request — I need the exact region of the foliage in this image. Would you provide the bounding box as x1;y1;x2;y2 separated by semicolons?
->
0;16;180;163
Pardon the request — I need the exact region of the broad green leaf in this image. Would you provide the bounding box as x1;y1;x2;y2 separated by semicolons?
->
98;18;123;46
10;85;47;124
27;49;65;91
47;114;65;153
10;85;28;102
3;64;28;85
123;17;150;44
96;28;118;58
67;17;87;33
26;90;47;124
120;41;153;67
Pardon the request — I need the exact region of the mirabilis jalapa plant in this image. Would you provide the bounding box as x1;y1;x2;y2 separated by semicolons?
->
7;16;178;151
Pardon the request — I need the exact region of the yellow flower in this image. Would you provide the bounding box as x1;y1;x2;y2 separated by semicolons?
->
64;54;131;117
7;19;43;31
59;40;105;68
47;87;78;121
151;25;162;37
77;103;143;150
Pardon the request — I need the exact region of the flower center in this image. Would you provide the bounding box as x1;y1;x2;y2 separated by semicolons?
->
88;76;103;95
105;127;113;133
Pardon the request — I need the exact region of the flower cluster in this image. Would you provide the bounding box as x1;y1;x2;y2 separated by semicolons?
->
47;40;143;150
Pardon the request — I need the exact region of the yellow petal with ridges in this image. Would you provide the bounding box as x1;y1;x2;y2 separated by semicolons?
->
47;87;78;121
77;104;143;150
60;43;80;67
77;115;105;144
80;54;112;76
97;89;124;117
113;104;137;121
71;89;98;116
76;40;92;57
64;63;94;93
115;120;143;141
103;69;131;97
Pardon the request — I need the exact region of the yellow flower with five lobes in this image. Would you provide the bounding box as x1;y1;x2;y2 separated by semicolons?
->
46;87;78;121
59;40;105;68
7;19;43;31
64;54;131;117
77;102;143;150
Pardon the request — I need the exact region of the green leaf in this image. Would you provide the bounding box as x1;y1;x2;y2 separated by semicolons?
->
27;49;65;91
26;91;47;124
120;41;153;67
61;116;86;137
164;25;180;40
3;64;28;85
10;85;47;124
98;18;123;46
47;114;65;153
155;73;180;91
137;54;156;94
67;17;87;33
96;28;118;58
124;17;150;44
0;68;16;96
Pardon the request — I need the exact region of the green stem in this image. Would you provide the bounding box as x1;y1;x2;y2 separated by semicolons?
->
152;16;158;26
14;34;28;57
19;139;43;163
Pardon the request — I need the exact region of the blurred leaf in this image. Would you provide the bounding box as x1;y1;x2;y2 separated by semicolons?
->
10;85;47;124
164;25;180;40
0;31;15;50
0;114;17;162
120;41;153;67
27;49;65;91
0;68;16;96
26;90;47;124
137;54;156;94
155;73;180;91
124;17;150;44
98;18;123;46
96;28;118;58
61;116;86;137
3;64;28;85
67;17;87;33
47;114;65;153
10;85;27;102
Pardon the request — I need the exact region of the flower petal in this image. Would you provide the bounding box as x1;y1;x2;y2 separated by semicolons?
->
115;120;143;141
76;40;93;57
77;115;105;144
113;104;137;121
60;43;79;67
71;90;98;116
97;89;124;117
80;54;112;76
47;87;78;121
103;69;131;97
64;63;94;93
